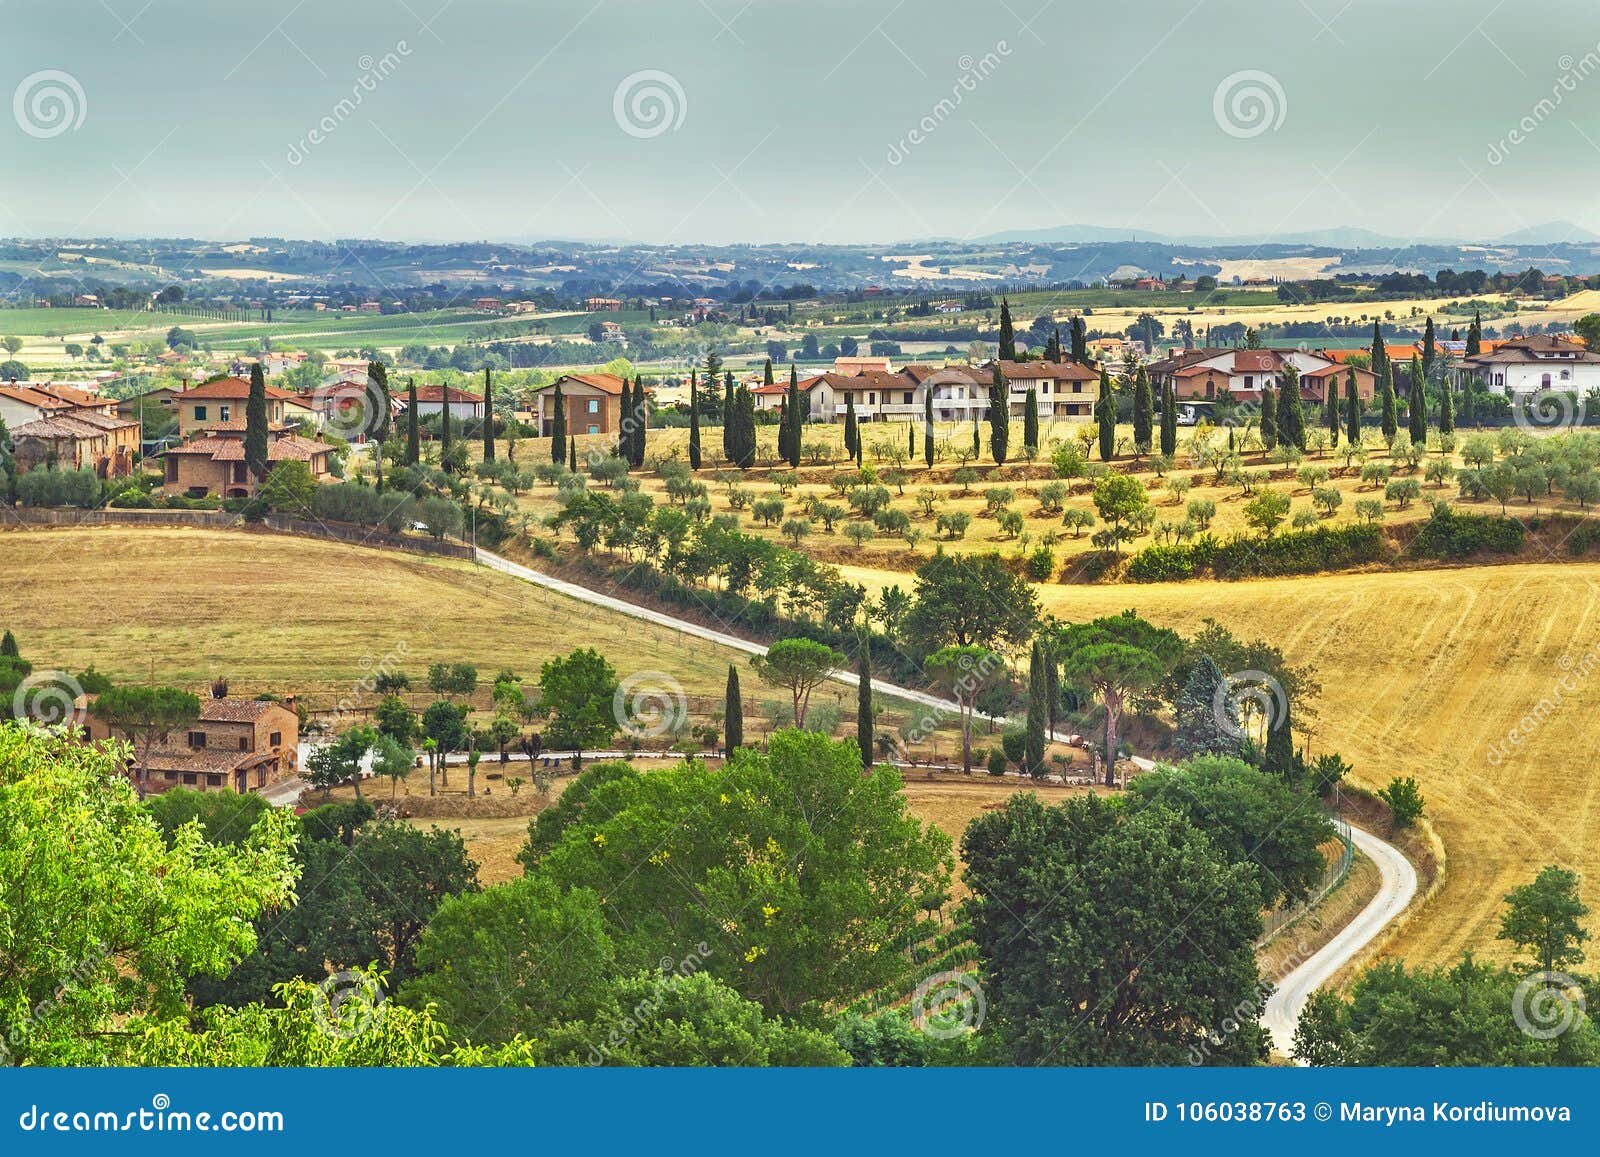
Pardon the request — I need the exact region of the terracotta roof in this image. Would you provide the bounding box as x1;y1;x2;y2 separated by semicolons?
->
531;373;626;396
27;382;103;408
179;376;296;401
200;697;287;722
753;375;824;395
1233;350;1285;373
411;384;485;404
11;415;114;440
166;433;335;462
1302;363;1374;379
994;359;1099;382
0;384;73;411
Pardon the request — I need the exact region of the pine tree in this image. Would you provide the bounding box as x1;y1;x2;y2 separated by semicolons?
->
1380;364;1398;445
406;378;420;465
725;664;743;751
1132;368;1153;455
998;297;1015;361
1260;386;1277;451
368;360;391;445
244;362;269;483
1408;354;1428;444
856;645;873;771
1323;377;1339;448
1023;386;1039;455
1174;656;1241;759
481;367;495;463
688;371;702;470
1159;378;1178;457
1277;364;1306;450
0;630;18;659
440;389;454;471
1025;641;1047;777
923;387;935;468
786;364;801;468
1344;371;1360;445
988;364;1009;464
1096;369;1115;460
550;383;566;465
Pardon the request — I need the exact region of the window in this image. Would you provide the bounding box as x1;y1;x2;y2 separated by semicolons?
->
1244;375;1254;389
188;731;206;749
238;737;249;752
587;399;599;413
902;391;912;404
207;775;222;787
588;425;599;434
269;731;282;747
219;405;231;422
165;457;178;482
1543;373;1553;388
182;773;197;785
868;392;876;404
193;405;207;421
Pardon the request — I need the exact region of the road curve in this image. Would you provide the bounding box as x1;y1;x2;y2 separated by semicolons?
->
1262;823;1418;1059
476;548;1420;1050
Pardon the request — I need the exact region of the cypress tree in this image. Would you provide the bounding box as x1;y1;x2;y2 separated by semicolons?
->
764;358;775;387
844;392;858;458
1024;386;1039;455
1159;378;1178;457
1440;377;1455;435
688;371;702;469
0;630;17;659
1043;644;1059;735
923;387;935;468
989;364;1009;464
1096;369;1115;460
722;373;734;462
1277;364;1306;450
1260;385;1278;451
1408;355;1428;444
724;664;743;751
569;435;577;473
971;411;981;460
1380;363;1398;444
368;359;391;445
1369;321;1388;385
786;364;801;468
1467;310;1483;356
1025;641;1047;777
1344;370;1360;445
856;645;873;770
632;376;648;467
1262;695;1295;777
481;367;495;463
1174;655;1241;759
907;418;915;460
1421;317;1437;377
732;383;756;469
1132;368;1153;455
406;378;420;465
998;297;1015;361
440;384;454;471
244;362;269;483
1045;327;1062;363
1323;376;1339;447
550;383;566;465
778;396;791;464
1070;315;1087;363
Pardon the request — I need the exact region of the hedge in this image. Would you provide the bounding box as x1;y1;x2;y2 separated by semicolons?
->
1126;524;1384;582
1407;508;1525;559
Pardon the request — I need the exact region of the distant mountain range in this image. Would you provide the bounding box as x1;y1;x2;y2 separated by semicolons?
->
973;221;1600;249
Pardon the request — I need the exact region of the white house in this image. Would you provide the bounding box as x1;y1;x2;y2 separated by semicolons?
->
1457;335;1600;396
406;384;484;422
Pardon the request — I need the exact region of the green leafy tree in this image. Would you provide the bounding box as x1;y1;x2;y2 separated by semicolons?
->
856;645;874;770
751;638;844;730
1091;471;1150;555
91;684;202;797
964;793;1267;1064
1498;865;1589;976
903;550;1039;653
1056;610;1181;782
1378;774;1425;828
257;460;316;514
537;647;620;767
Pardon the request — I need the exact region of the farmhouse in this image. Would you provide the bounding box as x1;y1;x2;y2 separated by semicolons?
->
753;375;825;412
161;432;336;498
527;372;639;436
1456;334;1600;395
10;411;139;478
406;383;484;423
1148;348;1376;403
84;693;301;795
172;376;297;437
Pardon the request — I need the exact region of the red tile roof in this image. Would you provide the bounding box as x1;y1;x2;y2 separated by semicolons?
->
753;375;824;395
531;373;626;396
995;359;1099;382
179;376;296;401
166;433;335;462
411;384;485;404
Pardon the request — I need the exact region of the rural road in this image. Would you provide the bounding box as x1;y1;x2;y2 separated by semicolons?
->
475;548;1421;1047
1261;823;1419;1059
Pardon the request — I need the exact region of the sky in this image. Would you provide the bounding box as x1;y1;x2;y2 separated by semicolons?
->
5;0;1600;245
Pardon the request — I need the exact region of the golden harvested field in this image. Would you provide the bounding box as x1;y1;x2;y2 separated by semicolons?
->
1021;562;1600;970
0;526;743;703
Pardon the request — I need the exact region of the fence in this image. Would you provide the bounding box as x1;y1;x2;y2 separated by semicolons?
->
1258;813;1354;944
0;506;474;560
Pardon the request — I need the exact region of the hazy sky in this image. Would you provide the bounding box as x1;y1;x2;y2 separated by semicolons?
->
6;0;1600;244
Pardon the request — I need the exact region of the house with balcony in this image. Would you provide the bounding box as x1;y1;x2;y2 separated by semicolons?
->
1148;348;1376;404
84;692;301;795
1456;334;1600;395
528;372;642;436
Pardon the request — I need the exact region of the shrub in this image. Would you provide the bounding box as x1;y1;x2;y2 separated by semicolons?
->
1378;775;1425;828
986;745;1009;777
1025;546;1054;581
1408;506;1524;558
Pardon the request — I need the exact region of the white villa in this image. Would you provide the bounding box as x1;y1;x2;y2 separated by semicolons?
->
1455;335;1600;396
751;360;1100;424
